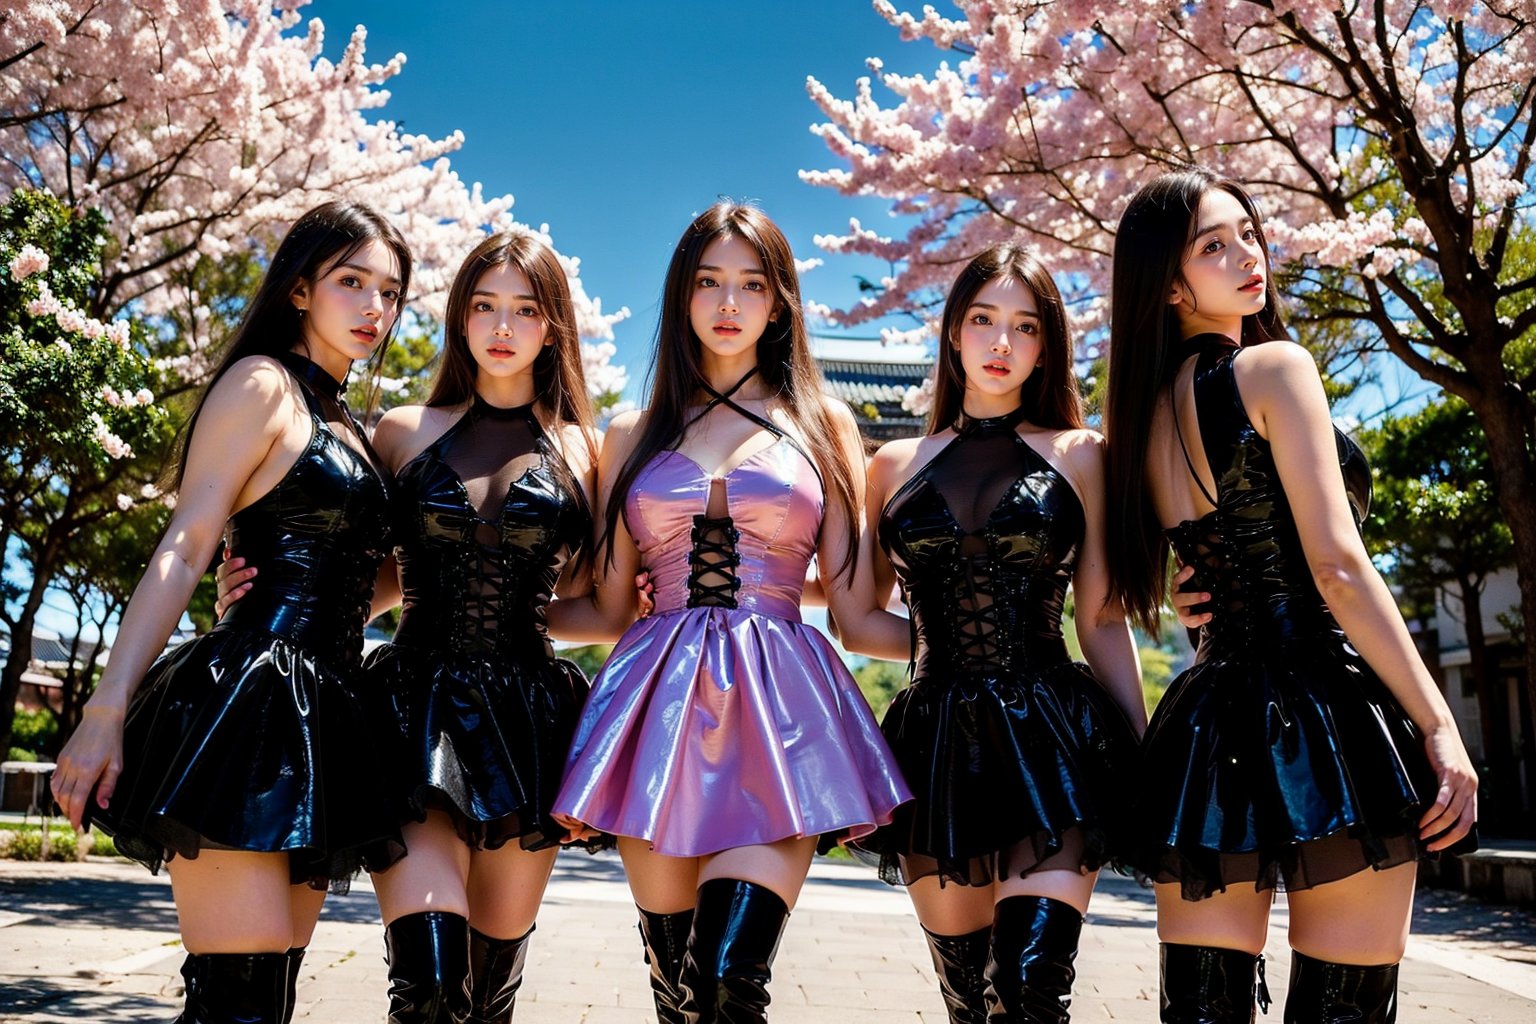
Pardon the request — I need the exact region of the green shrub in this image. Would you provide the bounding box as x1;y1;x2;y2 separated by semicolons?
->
5;746;39;763
0;825;87;861
11;707;59;755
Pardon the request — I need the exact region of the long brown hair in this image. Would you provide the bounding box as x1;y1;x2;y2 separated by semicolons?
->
601;201;862;580
169;200;412;489
928;244;1084;434
431;230;599;557
1103;167;1287;632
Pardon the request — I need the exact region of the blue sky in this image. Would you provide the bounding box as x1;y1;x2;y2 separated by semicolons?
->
312;0;940;384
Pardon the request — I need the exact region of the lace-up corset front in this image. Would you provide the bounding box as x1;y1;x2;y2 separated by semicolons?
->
1167;336;1372;656
391;399;588;659
880;411;1084;679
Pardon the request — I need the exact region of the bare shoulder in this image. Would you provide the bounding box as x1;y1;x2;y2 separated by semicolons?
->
820;394;860;432
1233;339;1320;391
374;404;461;473
869;431;947;505
555;422;601;475
599;408;647;467
201;355;296;425
1033;426;1106;503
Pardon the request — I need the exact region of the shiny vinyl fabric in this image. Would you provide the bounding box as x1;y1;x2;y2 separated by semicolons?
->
1142;334;1474;901
364;398;592;851
861;411;1137;886
552;441;911;855
90;358;401;889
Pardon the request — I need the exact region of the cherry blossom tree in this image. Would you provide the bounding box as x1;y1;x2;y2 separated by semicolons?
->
804;1;1536;739
0;1;630;749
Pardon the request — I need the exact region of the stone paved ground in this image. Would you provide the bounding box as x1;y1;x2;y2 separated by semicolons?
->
2;852;1533;1022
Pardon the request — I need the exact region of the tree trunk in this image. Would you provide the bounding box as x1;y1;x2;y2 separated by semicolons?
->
0;564;53;755
1454;574;1516;830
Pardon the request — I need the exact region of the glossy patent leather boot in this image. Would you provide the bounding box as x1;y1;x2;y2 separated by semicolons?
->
281;947;305;1024
1159;943;1270;1023
679;879;790;1023
465;924;533;1023
985;896;1083;1023
174;952;289;1023
385;911;471;1023
1283;951;1397;1023
922;924;990;1024
639;906;695;1023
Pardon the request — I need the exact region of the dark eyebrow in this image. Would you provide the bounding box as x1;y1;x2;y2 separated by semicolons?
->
968;302;1040;319
471;290;537;300
337;262;403;287
1194;218;1254;238
697;263;767;275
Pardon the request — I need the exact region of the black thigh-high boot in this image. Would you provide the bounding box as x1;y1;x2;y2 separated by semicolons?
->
1283;951;1397;1023
1159;943;1271;1024
921;924;990;1024
280;947;306;1024
678;879;791;1023
639;906;695;1023
984;895;1083;1023
384;911;472;1023
464;924;533;1024
174;952;290;1023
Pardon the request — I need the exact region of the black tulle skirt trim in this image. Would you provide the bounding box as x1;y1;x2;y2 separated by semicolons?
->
87;627;405;892
1135;640;1477;901
363;644;609;852
852;661;1138;887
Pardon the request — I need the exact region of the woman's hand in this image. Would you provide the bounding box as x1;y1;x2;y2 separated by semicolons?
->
1169;564;1212;629
635;570;655;620
50;704;126;830
1418;721;1479;851
213;548;256;619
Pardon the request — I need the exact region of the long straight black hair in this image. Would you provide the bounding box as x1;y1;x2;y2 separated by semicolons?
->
1103;167;1286;632
600;201;862;581
928;244;1084;434
168;200;413;489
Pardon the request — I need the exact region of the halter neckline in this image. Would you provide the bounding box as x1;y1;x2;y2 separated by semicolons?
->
278;351;346;398
954;403;1029;437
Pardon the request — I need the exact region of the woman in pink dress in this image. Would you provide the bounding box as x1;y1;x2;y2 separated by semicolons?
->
550;201;910;1022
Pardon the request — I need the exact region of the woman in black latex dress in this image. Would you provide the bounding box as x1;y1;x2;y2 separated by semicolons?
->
223;231;603;1023
50;201;411;1023
1103;168;1478;1023
835;245;1147;1023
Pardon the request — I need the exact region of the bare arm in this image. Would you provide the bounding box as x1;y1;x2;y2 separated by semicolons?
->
1241;342;1476;849
546;412;643;643
52;357;297;827
819;405;910;662
1061;431;1147;737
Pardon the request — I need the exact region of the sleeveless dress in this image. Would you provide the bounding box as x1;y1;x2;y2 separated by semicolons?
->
1142;334;1476;900
553;396;911;856
859;408;1138;886
362;397;593;851
90;353;402;889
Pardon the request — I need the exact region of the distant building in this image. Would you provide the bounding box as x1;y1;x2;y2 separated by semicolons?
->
1433;566;1533;832
812;336;933;447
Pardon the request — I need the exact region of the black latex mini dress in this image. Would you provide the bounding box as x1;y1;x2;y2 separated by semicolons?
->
1141;334;1475;901
861;407;1138;886
91;353;402;890
361;396;593;851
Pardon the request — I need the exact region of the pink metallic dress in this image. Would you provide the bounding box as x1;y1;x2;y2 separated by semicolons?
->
553;437;911;856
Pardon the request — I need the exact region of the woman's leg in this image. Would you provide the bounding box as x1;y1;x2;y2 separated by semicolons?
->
907;876;996;1024
167;850;305;1022
282;883;327;1023
679;837;816;1023
620;837;702;1023
459;843;560;1024
371;812;474;1023
1155;883;1274;1023
984;834;1100;1024
1281;862;1415;1023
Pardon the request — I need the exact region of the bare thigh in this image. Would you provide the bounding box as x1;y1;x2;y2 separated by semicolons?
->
700;837;818;908
906;835;1098;934
466;843;559;940
1155;883;1274;955
371;812;472;925
995;830;1098;916
619;836;700;914
1285;862;1417;964
169;850;320;953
